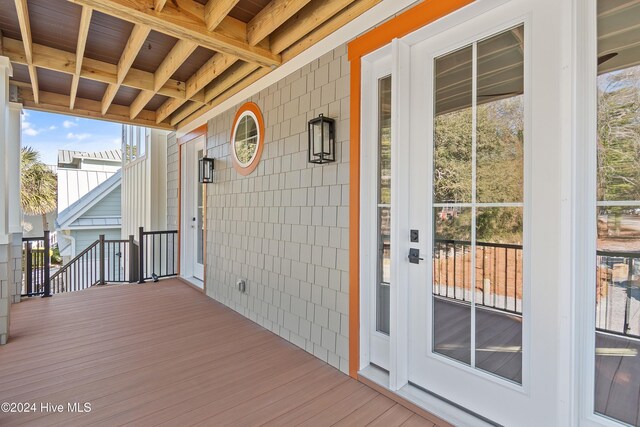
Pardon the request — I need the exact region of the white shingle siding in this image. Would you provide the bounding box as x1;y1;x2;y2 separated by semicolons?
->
180;45;350;373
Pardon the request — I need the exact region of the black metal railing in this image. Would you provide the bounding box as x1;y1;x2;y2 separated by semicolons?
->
433;239;523;315
50;239;100;294
138;227;178;283
596;250;640;339
21;231;51;297
24;227;176;297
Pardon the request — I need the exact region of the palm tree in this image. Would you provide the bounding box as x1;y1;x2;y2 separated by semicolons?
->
21;147;57;231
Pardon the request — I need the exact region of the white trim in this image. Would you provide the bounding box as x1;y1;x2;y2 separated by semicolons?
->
389;37;411;391
7;102;22;234
572;1;630;426
176;0;422;136
360;45;392;371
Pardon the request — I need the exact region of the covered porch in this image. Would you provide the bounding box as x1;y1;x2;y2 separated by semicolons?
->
0;279;444;426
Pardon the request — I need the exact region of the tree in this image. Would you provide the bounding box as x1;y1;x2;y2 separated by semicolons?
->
21;147;57;231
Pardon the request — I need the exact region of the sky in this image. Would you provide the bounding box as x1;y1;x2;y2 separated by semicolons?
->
21;110;122;166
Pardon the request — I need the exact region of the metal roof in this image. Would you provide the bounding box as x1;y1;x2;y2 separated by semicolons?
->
57;149;122;168
57;169;117;213
56;170;122;230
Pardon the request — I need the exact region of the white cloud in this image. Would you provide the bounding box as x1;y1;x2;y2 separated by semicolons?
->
67;132;91;141
22;120;40;136
63;120;78;129
48;125;57;130
112;138;121;146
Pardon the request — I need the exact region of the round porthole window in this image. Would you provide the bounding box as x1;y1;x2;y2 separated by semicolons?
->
231;102;264;175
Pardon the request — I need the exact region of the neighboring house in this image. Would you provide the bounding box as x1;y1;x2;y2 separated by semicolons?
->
55;150;122;261
120;125;169;239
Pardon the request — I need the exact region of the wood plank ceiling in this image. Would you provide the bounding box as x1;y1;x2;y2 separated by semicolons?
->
0;0;380;129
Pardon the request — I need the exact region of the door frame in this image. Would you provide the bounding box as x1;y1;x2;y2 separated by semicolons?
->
352;0;574;424
349;0;480;380
572;1;630;426
178;125;208;290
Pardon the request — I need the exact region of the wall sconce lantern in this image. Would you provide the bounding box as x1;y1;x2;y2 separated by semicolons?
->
199;157;215;183
308;114;336;164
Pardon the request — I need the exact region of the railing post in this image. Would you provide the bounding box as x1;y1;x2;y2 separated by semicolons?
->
26;242;33;296
128;234;136;283
138;227;145;283
42;231;51;297
99;234;105;285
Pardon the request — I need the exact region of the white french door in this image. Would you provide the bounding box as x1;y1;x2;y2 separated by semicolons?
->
360;1;567;424
181;136;205;283
406;17;530;423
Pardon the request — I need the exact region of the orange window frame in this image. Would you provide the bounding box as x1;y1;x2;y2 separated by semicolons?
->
230;102;265;176
347;0;475;379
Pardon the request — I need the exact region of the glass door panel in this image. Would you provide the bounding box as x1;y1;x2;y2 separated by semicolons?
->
431;25;525;384
594;1;640;424
377;75;392;335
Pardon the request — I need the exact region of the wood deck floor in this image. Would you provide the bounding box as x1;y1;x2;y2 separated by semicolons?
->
0;280;446;427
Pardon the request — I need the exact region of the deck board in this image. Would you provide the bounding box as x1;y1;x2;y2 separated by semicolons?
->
0;280;445;426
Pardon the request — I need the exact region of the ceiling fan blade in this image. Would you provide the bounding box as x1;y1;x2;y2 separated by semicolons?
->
598;52;618;66
478;91;521;98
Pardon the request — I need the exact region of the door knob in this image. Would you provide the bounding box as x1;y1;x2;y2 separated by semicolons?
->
408;248;424;264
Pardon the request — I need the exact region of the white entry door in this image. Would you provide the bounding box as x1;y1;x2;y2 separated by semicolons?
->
405;12;532;426
182;136;205;282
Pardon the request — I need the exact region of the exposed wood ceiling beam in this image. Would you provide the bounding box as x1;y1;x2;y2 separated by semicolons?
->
282;0;380;62
175;0;380;128
67;0;281;68
2;37;193;101
13;0;39;103
178;67;271;127
205;0;241;31
101;24;151;115
130;39;198;119
70;6;93;110
154;0;168;12
19;87;172;130
271;0;355;54
171;61;260;126
156;52;238;123
247;0;312;46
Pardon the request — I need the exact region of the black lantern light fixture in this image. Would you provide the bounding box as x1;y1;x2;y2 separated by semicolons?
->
199;157;215;183
308;113;336;164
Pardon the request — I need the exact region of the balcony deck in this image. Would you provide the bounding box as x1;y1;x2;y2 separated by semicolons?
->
0;280;445;427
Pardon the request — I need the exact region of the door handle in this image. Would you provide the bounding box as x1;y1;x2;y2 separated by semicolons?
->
408;248;424;264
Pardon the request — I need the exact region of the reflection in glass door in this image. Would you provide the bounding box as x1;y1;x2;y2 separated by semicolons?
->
377;75;392;335
431;25;525;383
594;1;640;424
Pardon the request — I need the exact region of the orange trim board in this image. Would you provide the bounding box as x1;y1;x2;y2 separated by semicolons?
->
347;0;475;379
